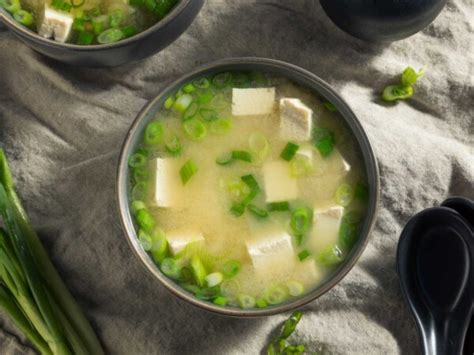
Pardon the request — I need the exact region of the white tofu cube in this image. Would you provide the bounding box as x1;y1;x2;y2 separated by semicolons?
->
280;98;313;141
263;161;298;202
39;6;74;43
246;231;295;274
149;158;181;208
326;149;351;176
296;145;313;160
309;205;344;252
232;88;275;116
166;229;205;255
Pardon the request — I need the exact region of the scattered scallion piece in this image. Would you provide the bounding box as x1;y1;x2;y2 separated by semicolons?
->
108;9;123;27
222;260;241;278
267;201;290;212
248;132;269;160
197;91;213;105
280;142;299;161
77;31;94;45
131;181;147;201
183;118;207;141
179;159;198;185
241;174;260;194
183;83;195;93
289;154;313;177
136;208;155;232
13;10;33;26
128;153;147;168
193;78;211;89
2;0;21;13
232;150;252;163
266;311;306;355
382;65;426;102
199;108;218;122
164;134;182;156
173;94;193;113
335;183;354;207
210;118;233;135
138;229;152;251
286;281;304;297
297;250;311;261
290;207;313;244
164;96;175;110
149;229;168;263
183;102;199;120
313;127;335;157
230;203;245;217
323;102;337;112
213;296;227;306
256;299;268;308
264;285;288;305
212;72;232;88
121;25;137;38
160;258;181;279
130;200;146;215
247;204;268;219
401;65;427;87
216;152;233;165
144;121;164;145
205;272;223;287
317;244;344;266
190;255;207;287
97;28;123;44
238;294;256;309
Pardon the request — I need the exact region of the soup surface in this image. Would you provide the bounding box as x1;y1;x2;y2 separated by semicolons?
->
0;0;178;44
128;71;369;309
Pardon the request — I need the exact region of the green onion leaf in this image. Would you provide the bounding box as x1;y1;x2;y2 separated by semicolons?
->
131;181;147;200
183;101;199;120
230;203;246;217
138;229;153;251
130;200;146;215
13;10;33;26
256;299;268;308
222;260;241;278
241;174;260;194
323;102;337;112
108;9;123;27
136;209;155;232
401;65;427;87
210;118;233;135
173;94;193;113
164;96;175;110
280;142;299;161
339;219;359;251
317;244;344;266
382;84;414;102
197;91;213;105
160;258;181;279
183;118;207;141
232;150;252;163
313;128;335;157
133;166;148;182
97;28;123;44
2;0;21;14
213;296;227;306
335;183;354;207
179;159;198;185
212;72;232;88
216;152;233;165
121;25;137;38
164;134;182;156
290;207;313;242
238;294;256;309
247;204;268;219
267;201;290;212
144;121;164;145
193;78;211;89
77;31;94;45
264;285;288;305
128;153;147;168
297;250;311;261
190;255;207;287
354;182;369;201
205;272;223;287
289;154;313;177
183;83;195;94
286;281;304;297
199;108;218;122
149;228;168;263
281;311;303;339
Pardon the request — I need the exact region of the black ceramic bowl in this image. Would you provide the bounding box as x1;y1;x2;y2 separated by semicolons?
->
0;0;204;66
117;57;380;317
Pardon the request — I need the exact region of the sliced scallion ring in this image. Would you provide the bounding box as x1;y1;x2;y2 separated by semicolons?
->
97;28;124;44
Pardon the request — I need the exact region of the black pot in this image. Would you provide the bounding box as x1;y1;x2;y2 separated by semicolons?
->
0;0;204;67
320;0;447;42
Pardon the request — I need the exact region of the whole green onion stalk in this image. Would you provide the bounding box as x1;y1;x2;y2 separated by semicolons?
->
0;149;104;355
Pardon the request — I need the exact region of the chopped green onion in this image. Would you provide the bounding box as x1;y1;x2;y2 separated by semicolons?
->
232;150;252;163
313;128;335;157
264;285;288;305
133;167;148;182
138;229;152;251
193;78;211;89
281;311;303;339
164;96;175;109
289;154;313;177
241;174;260;194
256;299;268;308
382;85;414;101
335;183;354;207
150;229;168;263
130;200;146;215
210;94;229;110
97;28;123;44
121;25;137;38
179;267;194;283
205;272;223;287
180;282;201;294
154;0;178;18
216;152;233;165
144;121;164;145
354;182;369;201
183;101;199;120
77;31;94;45
199;108;218;122
280;142;299;161
222;260;241;278
13;10;33;26
286;281;304;297
297;249;311;261
164;135;182;156
179;159;198;185
344;210;363;225
212;72;232;88
173;94;193;113
197;91;213;105
248;132;269;160
128;153;147;168
51;0;72;12
230;203;245;217
290;207;313;241
323;102;337;112
195;286;220;300
91;15;107;35
160;258;181;279
190;255;207;287
183;118;207;141
131;181;147;200
213;296;227;306
210;118;233;135
233;72;251;88
238;294;256;309
317;244;344;266
247;204;268;219
401;65;427;87
267;201;290;212
108;9;123;27
144;0;155;11
182;83;195;93
339;220;358;251
2;0;21;14
136;208;155;232
224;178;250;201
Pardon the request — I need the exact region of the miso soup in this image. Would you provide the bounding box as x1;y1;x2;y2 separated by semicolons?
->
0;0;178;45
128;71;369;309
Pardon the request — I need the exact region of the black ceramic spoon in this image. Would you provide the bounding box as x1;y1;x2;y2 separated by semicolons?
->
397;207;474;355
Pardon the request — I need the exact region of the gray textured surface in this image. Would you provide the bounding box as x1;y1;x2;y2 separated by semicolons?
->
0;1;473;354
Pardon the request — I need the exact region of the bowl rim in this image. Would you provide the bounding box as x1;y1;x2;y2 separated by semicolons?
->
0;0;193;51
117;57;380;317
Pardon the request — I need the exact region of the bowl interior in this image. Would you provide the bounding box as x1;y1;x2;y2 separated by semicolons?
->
117;57;379;316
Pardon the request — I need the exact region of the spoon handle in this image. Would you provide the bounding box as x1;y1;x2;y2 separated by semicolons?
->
421;317;468;355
